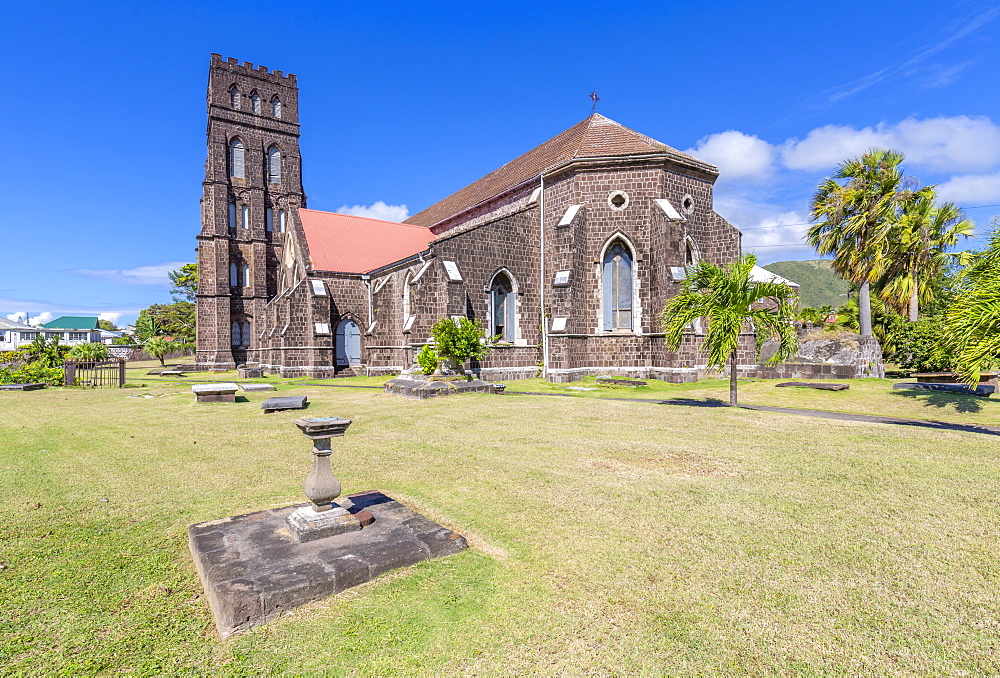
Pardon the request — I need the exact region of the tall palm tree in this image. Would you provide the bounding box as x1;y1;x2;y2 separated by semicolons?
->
942;220;1000;387
877;188;973;320
808;149;906;337
660;254;798;406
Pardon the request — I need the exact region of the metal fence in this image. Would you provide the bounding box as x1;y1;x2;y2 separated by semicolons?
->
64;358;127;388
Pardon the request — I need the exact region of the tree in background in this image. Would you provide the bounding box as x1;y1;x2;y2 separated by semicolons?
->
941;219;1000;387
67;342;109;363
168;263;198;303
135;303;195;344
877;187;973;321
98;319;119;332
660;254;798;406
808;149;906;337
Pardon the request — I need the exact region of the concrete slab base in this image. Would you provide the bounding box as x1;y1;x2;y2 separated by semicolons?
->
188;490;468;638
0;383;45;391
383;375;497;399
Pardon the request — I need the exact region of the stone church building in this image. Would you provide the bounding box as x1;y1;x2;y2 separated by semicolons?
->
195;54;745;381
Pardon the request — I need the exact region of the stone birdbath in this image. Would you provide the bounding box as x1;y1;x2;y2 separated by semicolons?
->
284;416;362;542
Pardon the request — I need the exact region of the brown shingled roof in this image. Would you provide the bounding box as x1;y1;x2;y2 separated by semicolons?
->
405;113;713;229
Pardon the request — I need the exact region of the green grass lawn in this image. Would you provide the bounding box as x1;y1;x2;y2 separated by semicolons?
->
2;372;999;674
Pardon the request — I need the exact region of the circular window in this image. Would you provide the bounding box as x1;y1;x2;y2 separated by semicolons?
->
681;194;695;214
607;190;630;211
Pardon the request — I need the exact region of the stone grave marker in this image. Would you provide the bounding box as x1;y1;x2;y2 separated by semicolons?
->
192;383;239;403
261;395;308;413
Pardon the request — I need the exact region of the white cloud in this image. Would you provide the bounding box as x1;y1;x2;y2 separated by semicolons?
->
685;131;776;182
74;262;187;286
713;195;815;263
337;201;409;222
781;116;1000;173
27;312;55;326
937;173;1000;204
98;312;123;325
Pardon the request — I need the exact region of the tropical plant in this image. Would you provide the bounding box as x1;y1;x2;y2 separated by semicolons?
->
882;318;954;372
67;342;109;363
97;319;119;331
112;336;134;345
808;149;906;337
416;344;438;375
660;253;798;406
23;335;64;368
876;187;973;320
941;220;1000;386
430;317;492;374
0;363;64;386
136;302;195;343
144;336;173;366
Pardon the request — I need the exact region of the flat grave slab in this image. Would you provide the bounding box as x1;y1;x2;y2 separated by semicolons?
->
188;490;468;638
161;370;186;377
240;383;276;392
261;395;308;412
0;383;45;391
893;382;994;397
384;375;496;399
775;381;850;391
192;382;239;403
597;377;648;388
238;367;264;379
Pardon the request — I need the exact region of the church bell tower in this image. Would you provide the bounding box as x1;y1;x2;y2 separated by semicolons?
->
196;54;306;369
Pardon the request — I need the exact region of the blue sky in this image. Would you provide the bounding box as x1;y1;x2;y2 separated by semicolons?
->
2;0;998;326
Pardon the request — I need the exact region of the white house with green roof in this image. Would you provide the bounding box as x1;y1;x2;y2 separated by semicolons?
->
1;316;103;351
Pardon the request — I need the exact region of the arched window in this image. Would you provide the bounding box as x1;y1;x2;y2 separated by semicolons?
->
272;97;282;118
228;202;237;229
229;138;245;179
489;270;516;342
278;209;286;233
265;207;274;232
602;240;633;330
241;204;250;229
267;147;281;184
402;271;413;321
231;321;241;346
229;86;240;109
242;263;250;288
229;262;238;287
684;237;700;267
250;92;261;114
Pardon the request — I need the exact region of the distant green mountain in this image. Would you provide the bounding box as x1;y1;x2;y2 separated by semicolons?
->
762;260;850;309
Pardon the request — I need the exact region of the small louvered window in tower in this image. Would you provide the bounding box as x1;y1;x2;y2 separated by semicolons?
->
272;97;281;118
250;92;260;114
242;263;250;288
229;86;240;109
229;138;245;179
267;148;281;184
278;209;286;233
229;262;238;287
602;241;633;331
228;202;237;229
265;207;274;232
241;204;250;229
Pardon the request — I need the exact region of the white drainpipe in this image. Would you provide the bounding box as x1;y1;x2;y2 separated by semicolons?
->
539;173;548;380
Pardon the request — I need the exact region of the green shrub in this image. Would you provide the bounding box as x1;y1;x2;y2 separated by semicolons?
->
416;344;438;375
883;318;954;372
144;337;172;366
430;317;492;368
0;362;64;386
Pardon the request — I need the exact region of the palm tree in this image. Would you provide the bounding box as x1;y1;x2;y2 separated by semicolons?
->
660;254;798;406
941;220;1000;387
808;149;906;337
876;188;973;321
144;336;172;366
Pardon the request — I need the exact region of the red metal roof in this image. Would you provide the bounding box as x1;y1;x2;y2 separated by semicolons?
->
298;208;433;274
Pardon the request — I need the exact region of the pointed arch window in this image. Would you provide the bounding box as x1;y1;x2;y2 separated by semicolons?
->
602;240;633;330
684;237;700;267
229;262;239;287
228;202;237;229
231;320;250;347
267;147;281;184
250;92;261;114
229;86;240;109
272;97;282;118
241;204;250;229
265;207;274;232
229;138;245;179
489;270;516;342
242;263;250;288
278;209;286;233
402;271;413;321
